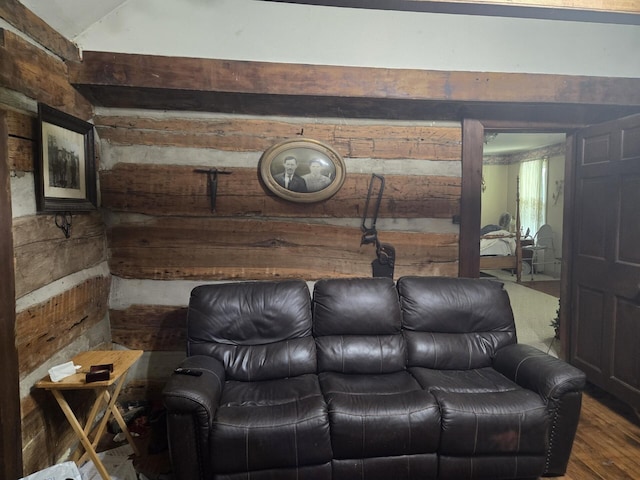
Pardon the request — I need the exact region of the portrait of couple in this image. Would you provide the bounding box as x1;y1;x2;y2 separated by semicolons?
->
272;155;334;193
260;138;346;204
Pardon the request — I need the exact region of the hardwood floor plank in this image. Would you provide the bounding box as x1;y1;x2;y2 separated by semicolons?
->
556;384;640;480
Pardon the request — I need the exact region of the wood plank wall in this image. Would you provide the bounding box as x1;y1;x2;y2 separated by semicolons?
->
7;105;111;474
99;113;462;389
0;26;111;475
98;115;461;278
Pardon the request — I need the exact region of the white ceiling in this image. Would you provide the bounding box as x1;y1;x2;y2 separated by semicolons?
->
21;0;128;40
483;133;566;155
19;1;640;79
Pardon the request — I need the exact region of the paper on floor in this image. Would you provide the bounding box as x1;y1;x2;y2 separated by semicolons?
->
78;444;138;480
19;461;82;480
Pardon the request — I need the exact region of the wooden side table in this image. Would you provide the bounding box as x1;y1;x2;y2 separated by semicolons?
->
35;350;143;480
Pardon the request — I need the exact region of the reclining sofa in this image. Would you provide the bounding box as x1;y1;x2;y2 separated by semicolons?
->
163;276;586;480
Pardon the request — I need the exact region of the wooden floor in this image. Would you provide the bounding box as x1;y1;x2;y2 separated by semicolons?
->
123;383;640;480
556;383;640;480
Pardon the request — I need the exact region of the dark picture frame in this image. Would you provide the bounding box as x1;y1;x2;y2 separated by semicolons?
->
259;138;346;203
35;104;97;212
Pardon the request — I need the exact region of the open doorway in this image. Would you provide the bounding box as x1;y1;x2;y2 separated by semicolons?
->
479;131;566;356
480;132;566;281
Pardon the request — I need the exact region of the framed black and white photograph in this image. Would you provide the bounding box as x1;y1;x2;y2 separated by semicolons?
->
35;104;97;212
259;138;346;203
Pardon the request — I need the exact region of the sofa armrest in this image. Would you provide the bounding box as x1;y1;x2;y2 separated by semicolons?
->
493;344;586;476
493;344;585;399
162;355;226;480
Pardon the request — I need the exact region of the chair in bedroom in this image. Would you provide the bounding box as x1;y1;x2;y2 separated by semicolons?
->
528;224;561;278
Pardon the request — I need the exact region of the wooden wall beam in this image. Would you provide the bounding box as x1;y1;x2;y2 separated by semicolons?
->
13;212;106;298
71;52;640;122
110;305;188;351
0;0;80;61
108;218;459;280
95;117;462;160
0;29;91;119
16;275;111;378
7;110;36;172
71;51;640;107
100;164;461;219
82;86;640;123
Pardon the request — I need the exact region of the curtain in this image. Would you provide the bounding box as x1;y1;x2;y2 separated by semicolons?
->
519;158;548;237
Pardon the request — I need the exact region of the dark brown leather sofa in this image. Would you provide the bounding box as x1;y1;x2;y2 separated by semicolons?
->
162;276;585;480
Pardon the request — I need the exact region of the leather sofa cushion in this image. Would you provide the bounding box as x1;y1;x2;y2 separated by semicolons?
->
435;389;548;456
198;337;316;382
187;280;316;381
332;455;438;480
404;330;511;370
316;334;406;374
313;278;406;374
212;374;332;473
397;277;516;369
213;463;332;480
313;278;401;336
409;367;521;394
439;455;546;480
319;372;440;459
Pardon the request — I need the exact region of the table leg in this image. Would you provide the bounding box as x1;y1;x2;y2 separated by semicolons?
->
94;371;140;455
51;390;111;480
107;393;141;455
98;372;140;456
72;387;107;462
76;372;140;466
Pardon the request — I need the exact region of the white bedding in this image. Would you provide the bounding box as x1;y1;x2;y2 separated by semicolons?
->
480;230;516;256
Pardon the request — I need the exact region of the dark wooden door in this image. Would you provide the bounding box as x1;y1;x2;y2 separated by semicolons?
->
570;114;640;410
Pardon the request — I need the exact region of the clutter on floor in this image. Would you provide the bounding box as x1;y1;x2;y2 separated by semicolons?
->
19;461;82;480
83;400;172;480
79;445;137;480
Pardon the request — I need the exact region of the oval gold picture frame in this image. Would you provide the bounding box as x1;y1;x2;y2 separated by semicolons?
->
259;138;346;203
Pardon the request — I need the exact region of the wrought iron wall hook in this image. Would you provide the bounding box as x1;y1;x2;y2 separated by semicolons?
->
194;168;232;212
360;174;396;279
360;173;385;246
55;212;72;238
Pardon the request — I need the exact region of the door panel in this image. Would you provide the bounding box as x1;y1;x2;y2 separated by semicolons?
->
574;286;606;378
619;175;640;264
578;178;608;258
612;298;639;390
571;114;640;409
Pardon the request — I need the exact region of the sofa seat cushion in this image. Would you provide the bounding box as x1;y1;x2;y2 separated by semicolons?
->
435;389;549;456
439;454;545;480
409;367;520;394
332;455;438;480
319;372;440;459
211;374;332;474
214;463;332;480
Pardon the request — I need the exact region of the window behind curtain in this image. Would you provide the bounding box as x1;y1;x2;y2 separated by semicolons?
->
519;158;548;236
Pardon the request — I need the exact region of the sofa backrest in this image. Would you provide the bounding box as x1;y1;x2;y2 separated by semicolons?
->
186;280;316;381
397;276;516;370
312;277;406;374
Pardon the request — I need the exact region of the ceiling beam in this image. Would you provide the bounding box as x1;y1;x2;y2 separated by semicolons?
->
67;51;640;123
261;0;640;25
70;51;640;106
